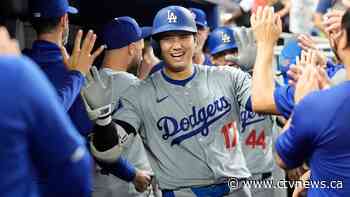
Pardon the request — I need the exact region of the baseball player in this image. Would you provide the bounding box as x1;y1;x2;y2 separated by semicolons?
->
24;0;139;194
189;8;212;66
206;26;239;67
89;17;156;197
275;10;350;197
82;5;253;197
0;27;92;197
207;26;275;197
149;7;212;75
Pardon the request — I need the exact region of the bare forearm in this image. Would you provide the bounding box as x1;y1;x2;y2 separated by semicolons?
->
252;43;277;113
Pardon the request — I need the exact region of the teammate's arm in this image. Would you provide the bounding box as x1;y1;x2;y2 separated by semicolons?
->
21;57;92;196
80;70;150;188
274;97;317;169
52;30;104;110
250;7;282;114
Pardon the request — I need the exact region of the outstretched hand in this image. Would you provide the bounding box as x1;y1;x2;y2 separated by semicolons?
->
60;29;105;75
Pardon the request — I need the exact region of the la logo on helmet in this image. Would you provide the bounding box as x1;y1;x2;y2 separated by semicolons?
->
221;32;231;43
167;10;177;23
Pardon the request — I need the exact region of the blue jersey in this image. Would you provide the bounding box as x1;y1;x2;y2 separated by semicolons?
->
274;84;295;119
275;81;350;197
23;40;92;137
0;56;92;197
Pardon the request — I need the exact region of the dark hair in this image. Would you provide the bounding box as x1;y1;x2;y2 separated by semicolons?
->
30;17;61;35
342;10;350;47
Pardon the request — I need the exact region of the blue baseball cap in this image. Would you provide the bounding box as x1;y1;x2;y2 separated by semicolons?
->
189;8;208;28
30;0;78;18
102;17;152;50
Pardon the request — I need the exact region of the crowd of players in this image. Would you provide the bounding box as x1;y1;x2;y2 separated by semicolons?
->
1;0;350;197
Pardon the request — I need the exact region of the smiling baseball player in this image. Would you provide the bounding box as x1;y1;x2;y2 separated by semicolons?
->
82;5;253;197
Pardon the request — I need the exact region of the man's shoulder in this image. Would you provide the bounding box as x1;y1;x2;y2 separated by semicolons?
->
296;82;350;116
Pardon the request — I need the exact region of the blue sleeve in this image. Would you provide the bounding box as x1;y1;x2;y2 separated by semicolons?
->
274;85;295;119
47;152;92;197
97;156;136;182
41;64;85;111
56;70;85;111
316;0;332;14
21;57;92;196
275;95;318;169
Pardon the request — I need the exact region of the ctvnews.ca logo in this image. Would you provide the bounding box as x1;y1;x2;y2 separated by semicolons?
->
157;96;232;145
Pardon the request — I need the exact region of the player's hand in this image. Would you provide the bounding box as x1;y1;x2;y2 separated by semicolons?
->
297;35;327;66
0;27;20;56
287;50;317;86
81;66;114;124
287;166;307;181
287;64;303;86
226;27;257;72
317;67;331;90
251;6;282;46
294;64;319;103
292;170;310;197
61;29;105;75
323;10;345;36
297;34;317;51
133;170;151;193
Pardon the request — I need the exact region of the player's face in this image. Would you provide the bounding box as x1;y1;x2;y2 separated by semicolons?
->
211;49;238;67
159;31;195;71
195;26;209;53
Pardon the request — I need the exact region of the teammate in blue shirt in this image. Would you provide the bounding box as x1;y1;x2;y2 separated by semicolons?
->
275;10;350;197
0;27;92;197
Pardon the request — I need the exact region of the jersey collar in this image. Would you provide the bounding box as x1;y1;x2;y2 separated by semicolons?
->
161;65;197;87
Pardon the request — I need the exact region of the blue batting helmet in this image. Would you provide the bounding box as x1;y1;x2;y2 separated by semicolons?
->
152;6;197;37
207;27;237;55
189;8;208;28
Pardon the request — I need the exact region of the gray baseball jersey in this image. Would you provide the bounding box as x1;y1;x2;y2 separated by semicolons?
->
239;108;275;174
114;64;251;190
93;68;153;197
